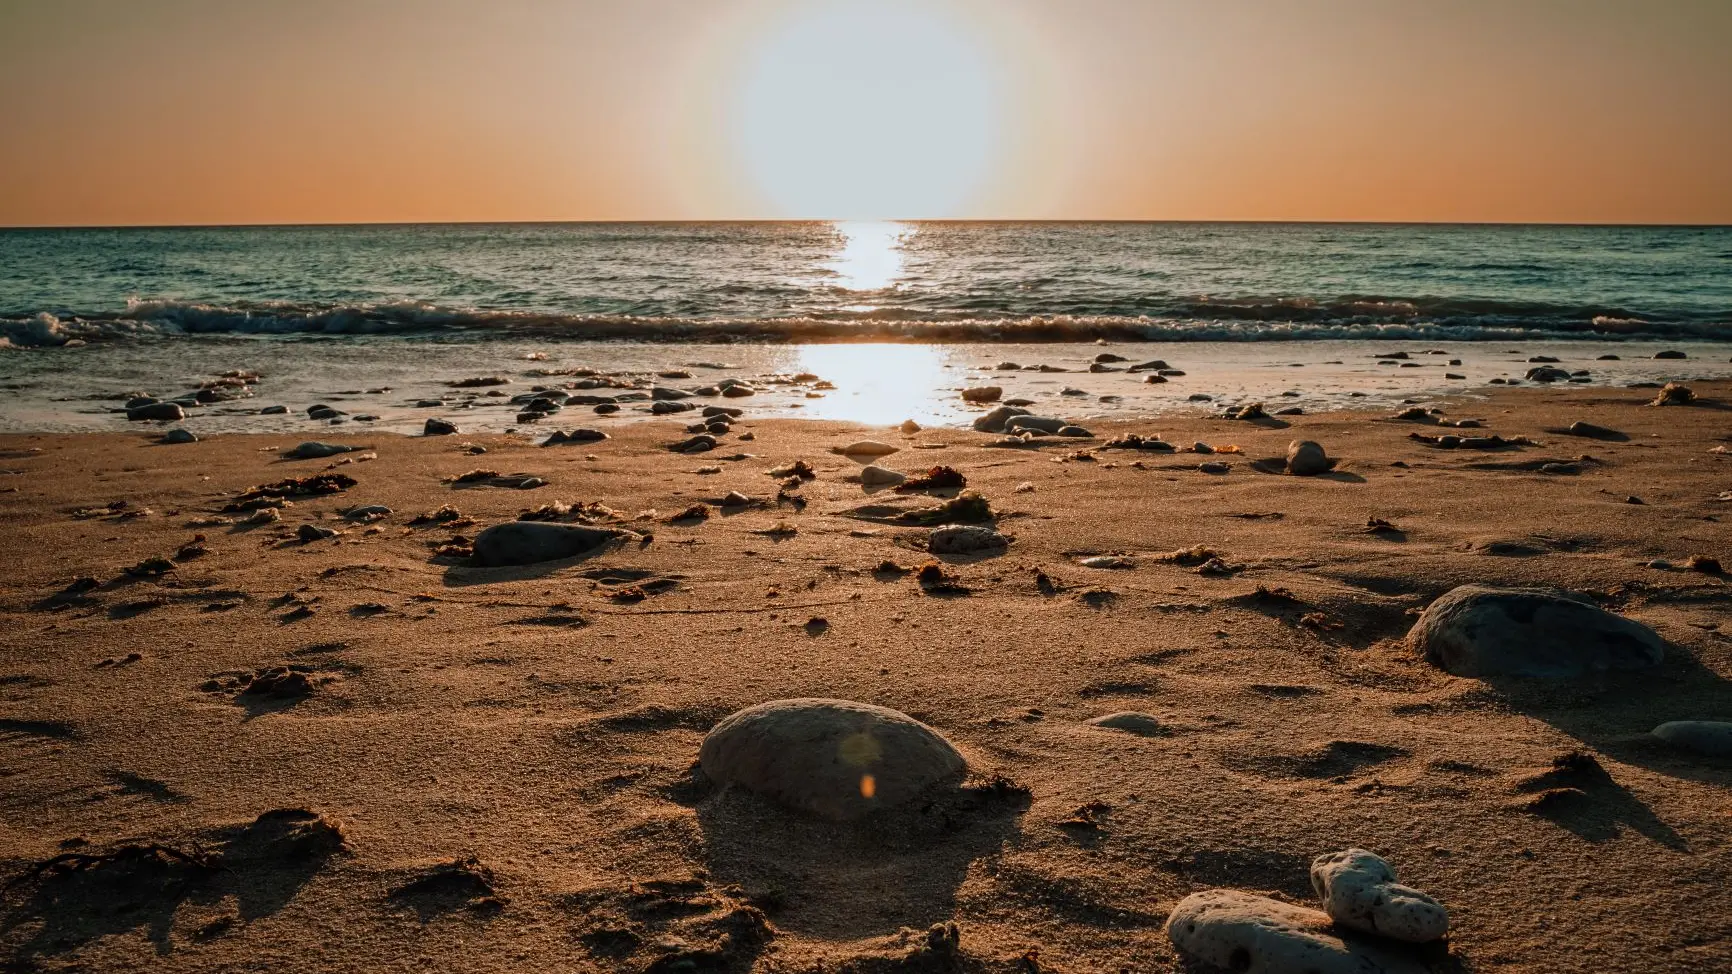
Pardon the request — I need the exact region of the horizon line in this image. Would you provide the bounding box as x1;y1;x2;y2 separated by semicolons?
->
3;218;1730;232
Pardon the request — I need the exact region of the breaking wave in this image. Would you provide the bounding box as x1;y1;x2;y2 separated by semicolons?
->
2;295;1728;348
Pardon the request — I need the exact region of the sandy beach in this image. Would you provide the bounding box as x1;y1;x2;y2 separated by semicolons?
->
3;379;1729;971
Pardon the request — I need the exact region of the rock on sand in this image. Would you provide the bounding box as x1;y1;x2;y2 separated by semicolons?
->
928;525;1008;555
834;440;899;457
859;465;907;487
1310;849;1449;943
470;522;634;567
1286;440;1331;476
1651;721;1732;757
1408;584;1664;679
699;698;967;821
1166;889;1425;974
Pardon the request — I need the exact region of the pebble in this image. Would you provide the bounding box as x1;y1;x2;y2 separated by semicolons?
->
260;404;290;415
593;403;620;414
1651;721;1732;756
972;405;1032;433
1654;349;1687;359
543;429;609;446
1650;382;1695;406
424;418;458;436
1005;415;1067;434
961;386;1002;403
127;402;184;422
1310;849;1449;943
1286;440;1331;476
899;419;922;434
1408;584;1664;678
1167;890;1424;974
297;524;338;542
470;522;635;567
1085;712;1166;736
699;699;967;821
1199;461;1230;474
345;505;392;522
1055;426;1093;438
1079;555;1134;569
161;428;197;444
651;400;696;414
835;440;899;457
928;525;1007;554
651;386;694;400
1564;421;1621;439
859;465;907;486
703;405;745;418
285;441;363;459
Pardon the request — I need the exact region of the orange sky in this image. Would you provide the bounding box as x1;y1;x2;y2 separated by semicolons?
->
2;0;1729;226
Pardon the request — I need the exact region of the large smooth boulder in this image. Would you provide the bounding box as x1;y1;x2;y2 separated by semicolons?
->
1167;890;1425;974
699;699;967;821
1310;849;1449;943
470;522;632;567
1651;721;1732;757
1408;584;1663;679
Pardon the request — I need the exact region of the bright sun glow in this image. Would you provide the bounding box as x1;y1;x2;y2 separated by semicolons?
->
730;0;1003;219
791;344;962;427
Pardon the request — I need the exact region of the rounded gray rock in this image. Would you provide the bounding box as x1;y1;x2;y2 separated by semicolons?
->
972;405;1031;433
470;522;633;567
1286;440;1330;476
1167;889;1425;974
928;525;1007;555
127;402;184;422
1651;721;1732;757
161;428;198;444
699;698;967;821
1310;849;1449;943
1408;584;1663;679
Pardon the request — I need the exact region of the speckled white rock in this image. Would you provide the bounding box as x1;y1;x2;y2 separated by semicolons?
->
928;525;1007;555
1167;890;1425;974
1651;721;1732;757
1310;849;1449;943
699;698;966;821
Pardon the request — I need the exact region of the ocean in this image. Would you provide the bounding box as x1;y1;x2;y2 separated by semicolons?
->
1;221;1728;431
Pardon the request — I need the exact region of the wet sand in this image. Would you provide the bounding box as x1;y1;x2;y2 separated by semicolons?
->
2;381;1730;972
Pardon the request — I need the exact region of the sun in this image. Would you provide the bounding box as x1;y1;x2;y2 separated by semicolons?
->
727;0;1005;219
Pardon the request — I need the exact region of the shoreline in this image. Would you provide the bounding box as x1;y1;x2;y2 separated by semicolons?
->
4;336;1732;436
3;381;1730;972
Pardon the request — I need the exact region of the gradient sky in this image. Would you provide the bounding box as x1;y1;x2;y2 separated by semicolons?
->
2;0;1729;226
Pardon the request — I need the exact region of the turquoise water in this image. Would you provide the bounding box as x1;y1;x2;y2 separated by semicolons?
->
1;222;1728;346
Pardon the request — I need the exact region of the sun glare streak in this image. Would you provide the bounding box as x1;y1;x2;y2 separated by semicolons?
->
823;221;911;292
790;344;966;428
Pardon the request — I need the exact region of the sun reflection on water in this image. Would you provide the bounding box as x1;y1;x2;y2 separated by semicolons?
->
823;221;911;294
790;344;965;428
